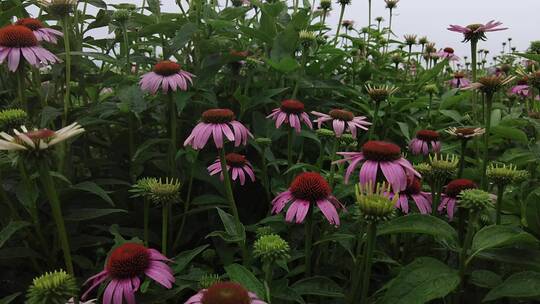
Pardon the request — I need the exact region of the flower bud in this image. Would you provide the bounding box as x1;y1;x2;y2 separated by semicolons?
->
458;189;493;211
253;234;290;262
487;163;528;187
199;274;222;289
26;270;78;304
0;108;27;132
355;182;397;222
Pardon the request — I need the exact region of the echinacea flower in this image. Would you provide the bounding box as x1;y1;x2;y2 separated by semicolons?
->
334;140;420;191
403;34;417;46
464;75;516;96
449;71;471;89
394;178;432;214
16;18;63;44
365;84;399;104
509;81;530;98
183;109;252;150
185;281;266;304
38;0;77;17
384;0;399;9
436;47;460;61
207;152;255;185
446;127;485;140
311;109;371;138
271;172;343;226
26;270;78;304
438;178;477;219
0;122;84;151
448;20;508;42
409;130;441;155
140;61;194;94
82;243;175;304
267;99;312;133
0;25;60;72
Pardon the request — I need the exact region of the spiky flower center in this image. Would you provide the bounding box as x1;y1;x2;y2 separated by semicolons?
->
280;99;305;114
404;178;421;195
478;75;504;91
106;243;150;279
445;179;477;198
225;153;247;167
455;128;476;136
443;47;454;54
416;130;439;141
0;25;38;48
362;140;401;161
290;172;331;202
454;72;466;79
201;109;235;124
15;18;44;31
22;129;55;141
202;282;251;304
153;61;181;76
329;109;354;121
466;24;483;32
230;50;250;58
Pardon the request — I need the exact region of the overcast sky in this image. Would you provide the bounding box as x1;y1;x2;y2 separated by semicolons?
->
30;0;540;59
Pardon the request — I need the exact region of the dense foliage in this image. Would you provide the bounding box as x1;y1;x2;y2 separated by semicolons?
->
1;0;540;303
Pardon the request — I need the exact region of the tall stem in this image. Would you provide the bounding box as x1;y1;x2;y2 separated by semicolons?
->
495;185;505;225
143;199;149;246
63;16;72;126
427;93;433;125
385;9;393;53
481;93;493;190
458;211;478;302
457;140;467;178
328;138;339;187
368;101;380;140
38;162;74;275
122;25;130;73
304;206;314;277
359;222;377;303
168;93;177;176
287;128;294;179
162;203;169;254
16;68;27;112
333;4;346;45
367;0;372;41
173;159;196;252
219;148;240;223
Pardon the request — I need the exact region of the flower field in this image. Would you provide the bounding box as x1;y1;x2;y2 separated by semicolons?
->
1;0;540;303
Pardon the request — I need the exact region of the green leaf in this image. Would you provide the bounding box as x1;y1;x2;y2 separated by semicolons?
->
380;257;460;304
291;276;344;298
0;293;21;304
491;126;528;144
167;22;198;54
71;181;114;206
207;208;246;243
172;244;209;273
64;51;117;63
266;56;300;73
225;264;265;298
439;109;463;122
469;225;538;261
65;208;127;221
470;270;502;289
378;214;458;248
0;221;30;248
525;189;540;237
483;271;540;302
517;53;540;63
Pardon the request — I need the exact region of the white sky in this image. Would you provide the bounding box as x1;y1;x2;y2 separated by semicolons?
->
31;0;540;59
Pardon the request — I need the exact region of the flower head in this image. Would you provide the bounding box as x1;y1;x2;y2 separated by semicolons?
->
208;153;255;185
436;47;460;61
448;21;508;42
384;0;399;9
198;274;222;289
267;99;312;133
449;71;471;89
418;36;429;45
403;34;417;46
446;127;485;140
0;25;60;72
16;18;63;44
0;108;27;131
253;234;290;263
185;281;266;304
311;109;370;138
465;75;516;96
271;172;343;226
0;122;84;153
38;0;77;17
423;84;439;95
140;60;194;94
184;108;253;150
429;153;458;181
409;130;441;155
342;20;355;30
438;179;477;219
27;270;78;304
395;178;432;214
82;243;175;303
487;163;528;187
365;84;398;103
334;140;421;191
319;0;332;10
355;182;397;222
458;189;493;211
131;177;181;205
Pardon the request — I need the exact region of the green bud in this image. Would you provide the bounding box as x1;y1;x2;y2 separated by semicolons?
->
199;274;221;289
112;9;131;24
255;226;275;238
0;108;27;132
458;189;493;211
130;177;181;205
429;154;458;181
355;182;397;222
26;270;78;304
487;163;529;187
423;84;439;95
253;234;290;262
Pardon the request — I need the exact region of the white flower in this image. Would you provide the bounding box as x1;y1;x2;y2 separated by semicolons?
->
0;122;84;151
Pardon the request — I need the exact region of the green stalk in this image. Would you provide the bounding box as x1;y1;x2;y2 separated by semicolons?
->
168;93;177;176
458;211;478;302
427;93;433;125
368;101;380;140
16;68;27;112
122;25;130;73
328;138;339;187
173;158;196;251
480;93;493;190
495;185;505;225
359;222;377;304
304;206;314;277
62;16;72;126
470;40;478;123
263;261;273;286
143;199;150;246
457;140;467;178
162;202;169;254
287;127;294;178
333;4;346;45
367;0;372;41
385;9;393;53
38;162;74;275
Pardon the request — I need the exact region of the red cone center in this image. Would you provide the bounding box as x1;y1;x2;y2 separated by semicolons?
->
202;282;251;304
0;25;38;48
153;60;181;76
290;172;331;202
280;99;305;114
202;109;235;124
362;140;401;161
106;243;150;279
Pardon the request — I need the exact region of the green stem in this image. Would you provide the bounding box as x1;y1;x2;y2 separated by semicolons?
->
63;16;72;126
38;162;74;275
386;9;393;53
359;222;377;304
457;140;467;178
367;0;372;41
143;199;149;246
328;138;339;188
168;93;177;176
368;101;380;140
495;185;505;225
173;160;196;251
427;93;433;125
161;203;169;254
458;211;478;300
263;261;273;286
334;4;346;45
304;206;314;277
122;25;130;73
287;127;294;177
16;68;27;112
481;94;493;190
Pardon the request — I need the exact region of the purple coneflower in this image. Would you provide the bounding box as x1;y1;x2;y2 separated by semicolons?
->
311;109;371;138
271;172;343;226
184;109;252;150
82;243;175;304
16;18;63;44
438;179;477;219
394;178;432;214
267;99;312;133
185;282;266;304
139;60;194;94
0;25;59;72
334;140;420;191
448;20;507;42
208;152;255;185
409;130;441;155
436;47;460;61
449;71;471;89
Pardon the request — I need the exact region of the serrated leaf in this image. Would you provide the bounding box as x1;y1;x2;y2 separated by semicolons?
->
470;270;502;289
